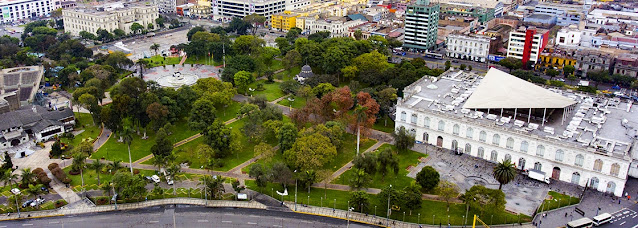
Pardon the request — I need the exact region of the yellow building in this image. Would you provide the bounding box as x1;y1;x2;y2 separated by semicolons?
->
537;52;577;70
271;11;299;31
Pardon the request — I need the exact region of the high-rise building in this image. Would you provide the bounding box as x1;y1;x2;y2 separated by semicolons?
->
0;0;60;23
157;0;176;13
403;0;440;51
506;26;549;66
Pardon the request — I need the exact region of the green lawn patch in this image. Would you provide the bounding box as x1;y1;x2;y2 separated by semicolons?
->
183;56;223;66
373;118;395;134
216;101;241;122
61;112;102;147
333;144;424;190
248;80;285;102
91;118;198;162
242;134;376;174
537;191;580;213
146;55;180;68
245;180;530;225
275;66;301;81
268;59;284;71
276;95;307;109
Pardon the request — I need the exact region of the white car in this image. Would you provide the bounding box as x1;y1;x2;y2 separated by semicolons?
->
166;176;174;185
10;188;20;195
151;175;161;184
30;198;45;207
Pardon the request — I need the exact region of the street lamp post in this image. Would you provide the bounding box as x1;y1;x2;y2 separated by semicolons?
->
374;206;377;217
307;196;309;205
418;213;420;225
334;199;336;211
14;193;20;218
287;97;295;111
433;215;435;225
294;170;298;211
386;184;392;226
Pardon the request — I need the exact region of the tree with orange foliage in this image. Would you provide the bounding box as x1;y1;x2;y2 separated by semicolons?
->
353;92;379;154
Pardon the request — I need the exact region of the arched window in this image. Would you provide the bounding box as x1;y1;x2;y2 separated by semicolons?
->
536;145;545;157
492;134;500;146
438;120;445;131
590;177;599;189
611;163;620;177
477;147;484;158
479;131;486;142
606;181;616;193
555;150;564;162
593;159;603;172
466;127;473;139
520;141;529;153
490;150;498;162
534;162;542;171
424;117;430;128
504;154;512;162
575;154;584;167
465;143;472;155
423;132;429;143
400;111;406;122
453;124;460;135
506;137;514;149
571;172;580;185
411;113;417;124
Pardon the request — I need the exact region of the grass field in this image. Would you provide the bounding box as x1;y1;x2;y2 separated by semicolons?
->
275;66;301;81
247;80;285;102
276;95;307;109
91;118;198;162
333;144;424;190
63;166;155;190
373;118;395;134
537;191;580;213
146;55;180;67
61;113;102;147
245;180;530;225
242;135;377;174
217;101;242;122
269;59;284;71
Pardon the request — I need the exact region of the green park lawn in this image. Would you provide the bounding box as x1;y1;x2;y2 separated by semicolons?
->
248;80;285;101
275;66;301;81
146;55;180;67
242;134;377;174
276;95;307;109
217;101;241;122
245;180;530;225
333;144;424;190
537;191;580;213
268;59;284;71
90;118;198;162
61;113;102;147
63;166;156;190
373;118;395;134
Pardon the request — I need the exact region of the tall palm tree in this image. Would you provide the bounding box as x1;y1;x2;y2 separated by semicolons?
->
89;160;106;185
19;168;35;187
72;152;88;188
152;155;167;172
100;181;112;197
107;160;123;174
493;159;517;190
166;163;181;196
353;105;368;155
121;119;134;174
4;169;19;188
150;43;160;55
199;175;226;200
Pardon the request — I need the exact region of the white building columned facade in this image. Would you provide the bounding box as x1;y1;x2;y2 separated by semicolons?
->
446;33;490;63
62;2;158;36
395;69;634;197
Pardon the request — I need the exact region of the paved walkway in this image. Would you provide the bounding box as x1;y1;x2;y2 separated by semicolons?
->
0;198;266;221
323;141;385;184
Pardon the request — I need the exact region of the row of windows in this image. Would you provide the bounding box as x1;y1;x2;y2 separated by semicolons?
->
401;112;623;177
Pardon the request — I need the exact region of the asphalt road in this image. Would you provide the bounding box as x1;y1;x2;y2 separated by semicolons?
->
599;207;638;228
0;205;377;228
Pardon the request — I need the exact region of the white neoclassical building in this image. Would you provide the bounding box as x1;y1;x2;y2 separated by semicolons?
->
446;33;491;63
62;2;158;36
395;69;635;197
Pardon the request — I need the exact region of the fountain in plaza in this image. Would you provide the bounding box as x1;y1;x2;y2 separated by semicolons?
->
156;71;199;88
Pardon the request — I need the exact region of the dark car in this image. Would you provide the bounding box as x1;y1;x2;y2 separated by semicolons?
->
41;186;49;193
22;200;34;208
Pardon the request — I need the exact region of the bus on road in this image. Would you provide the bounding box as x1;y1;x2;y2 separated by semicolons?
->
567;217;594;228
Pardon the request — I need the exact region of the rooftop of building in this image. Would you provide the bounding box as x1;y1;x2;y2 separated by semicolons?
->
65;1;154;14
397;68;638;159
525;13;556;20
512;26;549;34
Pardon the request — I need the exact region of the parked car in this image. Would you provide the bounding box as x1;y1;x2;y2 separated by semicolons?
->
145;176;154;183
166;176;174;185
40;186;49;193
151;175;161;184
30;198;45;207
10;188;20;195
22;200;34;208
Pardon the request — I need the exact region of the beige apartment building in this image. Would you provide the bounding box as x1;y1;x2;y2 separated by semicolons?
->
62;2;158;36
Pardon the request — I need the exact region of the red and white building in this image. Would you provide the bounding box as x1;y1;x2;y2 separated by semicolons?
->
506;26;550;66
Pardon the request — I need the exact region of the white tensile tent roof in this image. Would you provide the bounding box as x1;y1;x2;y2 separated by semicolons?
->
463;68;577;109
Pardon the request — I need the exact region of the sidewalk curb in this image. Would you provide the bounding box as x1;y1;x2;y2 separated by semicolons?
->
294;210;388;228
0;214;64;221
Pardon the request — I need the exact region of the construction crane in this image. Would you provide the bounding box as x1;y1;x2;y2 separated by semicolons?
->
472;215;490;228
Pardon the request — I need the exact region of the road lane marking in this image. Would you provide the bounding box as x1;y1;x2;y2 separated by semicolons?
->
198;220;208;223
222;221;232;223
620;221;626;226
633;214;637;218
49;221;59;224
248;222;257;225
224;213;233;216
149;221;159;223
250;215;260;218
273;225;282;227
22;224;33;226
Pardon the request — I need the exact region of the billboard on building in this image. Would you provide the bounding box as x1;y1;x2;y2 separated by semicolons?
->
488;55;505;62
